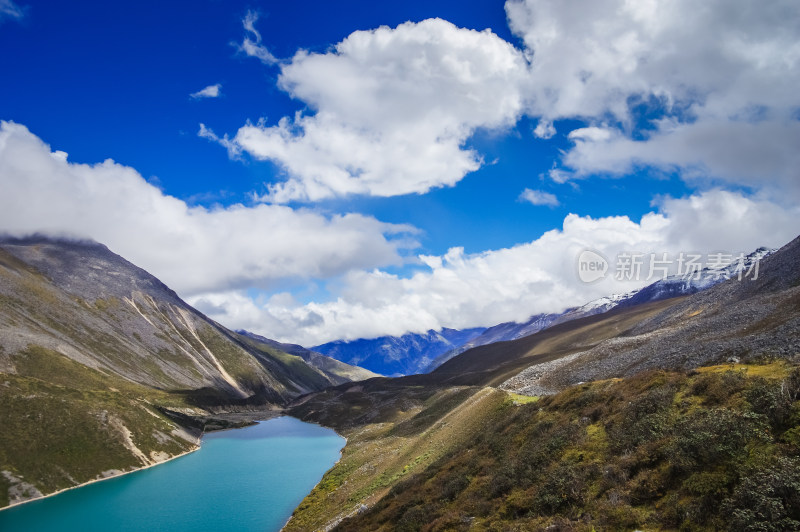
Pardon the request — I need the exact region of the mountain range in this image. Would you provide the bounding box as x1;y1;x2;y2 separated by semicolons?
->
1;232;796;530
310;247;773;375
0;236;372;508
312;327;486;376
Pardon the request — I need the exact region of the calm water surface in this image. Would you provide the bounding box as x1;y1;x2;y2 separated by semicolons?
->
0;416;344;532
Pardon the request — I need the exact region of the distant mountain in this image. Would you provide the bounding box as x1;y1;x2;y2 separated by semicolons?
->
316;247;773;377
424;292;645;371
426;246;773;371
615;246;772;308
424;313;563;371
0;236;368;508
313;327;486;376
236;330;378;383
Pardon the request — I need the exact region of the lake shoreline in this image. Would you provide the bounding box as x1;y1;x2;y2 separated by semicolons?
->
0;446;200;513
2;413;345;532
0;408;285;513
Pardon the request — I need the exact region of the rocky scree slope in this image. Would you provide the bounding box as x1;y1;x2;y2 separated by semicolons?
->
499;238;798;396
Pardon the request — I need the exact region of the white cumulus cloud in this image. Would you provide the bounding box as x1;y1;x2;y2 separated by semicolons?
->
508;0;800;121
211;18;529;202
505;0;800;198
191;189;800;346
533;119;555;139
0;121;413;296
210;1;800;203
561;119;800;200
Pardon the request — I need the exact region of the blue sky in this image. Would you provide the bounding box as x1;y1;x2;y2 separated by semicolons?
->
1;0;690;256
1;0;798;345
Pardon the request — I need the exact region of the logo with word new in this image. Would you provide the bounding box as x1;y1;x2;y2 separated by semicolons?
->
577;249;609;283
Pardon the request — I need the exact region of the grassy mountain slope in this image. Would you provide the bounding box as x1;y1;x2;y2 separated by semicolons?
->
286;383;505;531
0;345;202;508
0;236;369;508
284;235;800;531
335;362;800;531
286;361;800;531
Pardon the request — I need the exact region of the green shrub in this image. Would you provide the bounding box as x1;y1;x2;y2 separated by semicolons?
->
396;503;437;532
690;370;747;405
532;462;587;516
724;457;800;531
607;385;674;453
441;474;470;501
500;488;534;519
667;409;767;473
746;377;795;431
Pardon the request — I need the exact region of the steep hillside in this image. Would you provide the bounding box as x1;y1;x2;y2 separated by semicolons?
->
313;328;486;376
287;362;800;531
0;236;367;508
284;235;799;531
333;363;800;531
286;382;506;531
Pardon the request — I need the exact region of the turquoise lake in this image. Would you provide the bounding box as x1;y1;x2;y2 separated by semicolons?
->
0;416;344;532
